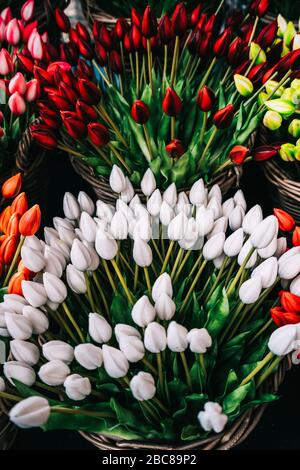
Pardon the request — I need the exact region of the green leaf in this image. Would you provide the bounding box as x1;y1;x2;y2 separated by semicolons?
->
223;382;252;415
0;287;8;303
181;425;201;441
110;292;132;326
205;288;229;338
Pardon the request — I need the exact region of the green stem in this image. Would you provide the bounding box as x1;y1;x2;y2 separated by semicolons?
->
170;248;184;280
180;351;193;392
142;357;158;376
135;51;139;96
170;36;180;87
108;143;131;174
62;302;85;343
102;260;117;292
133;264;139;292
199;57;217;91
180;259;207;314
199;112;207;149
248;317;273;347
198;127;218;168
111;259;134;305
163;45;168;91
147;39;154;94
143;124;153;161
160;240;175;274
0;390;22;402
240;351;274;386
144;267;151;296
92;272;110;319
199;353;206;379
205;256;228;303
248;16;259;46
227;247;255;297
171;116;176;140
256;356;282;388
173;250;192;284
157;352;164;389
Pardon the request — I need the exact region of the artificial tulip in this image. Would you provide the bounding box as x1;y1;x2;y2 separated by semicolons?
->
131;295;156;327
119;336;145;363
142;6;157;39
2;173;22;199
22;306;49;335
292;227;300;247
187;328;212;353
38;360;70;386
274;209;295;232
87;122;110;146
144;322;167;353
229;145;250;165
162;88;182;116
42;340;74;364
279;291;300;313
271;307;300;327
30;124;57;150
198;402;228;434
250;215;278;249
21;280;47;308
9;397;50;429
253;145;278;161
5;312;32;340
130;372;156;401
268;323;298;356
89;312;112;344
21;246;45;273
8;92;26;116
64;374;91;401
0;48;13;75
10;339;39;366
6;18;21;45
131;100;150;124
95;230;118;260
197;86;215;112
74;343;103;370
213;104;235;129
165;139;185;158
55;8;70;32
172;2;187;37
4;361;35;387
102;345;129;378
109;165;126;193
21;0;34;22
19;204;41;236
167;321;188;352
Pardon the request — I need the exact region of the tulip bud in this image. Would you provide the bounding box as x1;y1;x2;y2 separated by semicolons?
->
224;228;244;257
274;237;287;258
30;124;57;150
257;236;277;259
131;295;156;327
195;206;213;236
43;273;67;304
168;212;188;241
21;246;45;273
10;339;39;366
3;294;27;313
234;74;254;97
23;305;49;334
253;145;278;162
64;374;91;401
213;104;235;129
293;227;300;247
265;99;295;118
133;239;152;267
8;92;26;116
38;360;70;386
119;336;145;363
263;111;282;131
268;324;298;356
130;372;156;401
162;88;182;116
229;145;249;165
110;211;128;241
250;215;278;249
5;312;32;340
89;312;112;344
198;402;228;433
144;322;167;353
172;2;187;36
187;328;212;353
274;208;295;232
6;18;21;45
79;212;97;243
242;205;263;235
154;293;176;321
0;48;13;75
152;273;173;302
19;205;41;236
167;321;188;352
9;73;26;96
2;173;22;199
109;165;126;193
28;31;43;60
9;396;50;429
74;343;102;370
197;86;215;112
252;257;278;289
87;122;110;147
238;239;257;268
163;183;177;208
165;139;185;158
203;233;225;260
102;345;129;378
229;206;245;231
141;6;157;39
213;27;232;57
21;281;47;308
114;325;140;344
239;277;262;304
4;361;35;387
95;229;118;260
25;79;40;103
55;8;70;32
141;169;156;196
290;276;300;297
279;254;300;280
70;239;91;271
176;192;191;217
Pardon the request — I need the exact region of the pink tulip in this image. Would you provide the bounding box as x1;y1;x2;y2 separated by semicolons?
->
5;19;21;45
21;0;35;23
9;72;27;95
0;17;5;41
25;78;39;101
41;32;48;43
22;20;38;42
28;30;43;59
0;7;12;24
0;48;14;75
8;92;26;115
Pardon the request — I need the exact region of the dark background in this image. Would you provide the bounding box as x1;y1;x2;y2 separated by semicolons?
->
10;154;300;450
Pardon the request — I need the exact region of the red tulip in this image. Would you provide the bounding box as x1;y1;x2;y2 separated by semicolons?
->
7;212;20;236
131;100;150;124
249;0;269;17
187;29;202;55
124;32;133;53
279;291;300;313
190;5;202;28
19;204;41;236
1;7;12;24
292;227;300;247
11;192;28;216
131;8;142;27
76;21;90;42
273;208;295;232
198;32;212;57
30;123;58;150
234;60;251;76
0;235;18;265
142;6;157;39
253;145;278;161
59;82;78;106
0;48;13;75
158;14;173;45
21;0;34;22
22;20;37;42
77;59;93;80
247;62;267;84
77;37;94;60
172;2;187;37
2;173;22;199
33;65;53;86
110;50;122;74
229;145;250;165
98;24;112;51
162;88;182;116
76;100;97;123
17;53;34;74
203;14;216;34
196;13;207;32
8;92;26;115
61;111;87;140
88;122;110;146
48;91;73;111
213;27;232;57
59;43;78;65
131;24;142;51
262;65;278;84
24;79;39;103
28;31;43;60
213;104;235;129
271;306;300;327
165;139;185;158
8;271;29;296
6;18;21;45
8;72;26;96
115;18;129;41
78;78;101;105
256;20;277;49
55;8;70;32
197;86;215;112
227;37;244;66
69;27;79;45
95;41;108;66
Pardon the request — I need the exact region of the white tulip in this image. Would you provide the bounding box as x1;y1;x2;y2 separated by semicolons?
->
119;336;145;362
147;189;162;217
224;228;244;257
242;205;263;235
176;192;191;217
167;321;188;352
53;217;74;232
268;324;298;356
257;237;277;259
22;306;49;334
64;374;91;401
110;211;128;240
152;273;173;302
130;372;156;401
278;247;300;265
83;242;99;271
131;295;156;327
155;293;176;321
0;328;9;337
96;200;114;222
144;322;167;353
187;328;212;353
10;340;39;366
133;239;152;267
89;313;112;344
4;361;36;387
0;377;5;391
129;194;141;210
74;343;103;370
251;257;278;289
133;216;151;242
63;192;80;220
167;212;188;241
43;249;63;278
114;324;141;342
208;184;222;203
208;216;228;238
44;227;59;245
109;165;126;193
102;345;129;378
121;177;134;203
70;239;92;271
196;206;214;236
47;300;59;312
250;215;278;249
133;203;149;221
239;277;262;304
213;254;225;269
5;313;32;340
23;235;43;252
207;197;222;220
3;294;27;314
38;360;70;386
141;169;156;196
116;199;133;219
79;212;97;243
57;226;76;247
198;402;228;433
43;340;74;364
78;191;94;215
95;229;118;260
43;273;67;304
9;397;50;429
233;190;247;211
222;198;235;218
159;201;175;226
203;233;225;260
163;183;177;207
238;239;257;268
21;246;45;273
290;276;300;297
274;237;287;258
278;254;300;280
66;264;87;294
50;238;70;260
179;217;199;250
229;205;244;231
189;179;206;206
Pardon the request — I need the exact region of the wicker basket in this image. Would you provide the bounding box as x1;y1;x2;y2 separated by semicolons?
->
80;356;292;450
261;12;298;27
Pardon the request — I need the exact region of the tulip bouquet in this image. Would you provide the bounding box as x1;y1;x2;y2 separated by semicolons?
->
0;164;298;445
30;1;295;191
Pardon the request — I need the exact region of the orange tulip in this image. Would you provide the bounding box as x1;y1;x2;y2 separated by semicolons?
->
18;259;33;278
292;227;300;247
1;173;22;199
0;235;19;265
11;192;28;216
0;206;12;233
19;204;41;236
273;208;295;232
7;212;20;236
8;270;29;296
